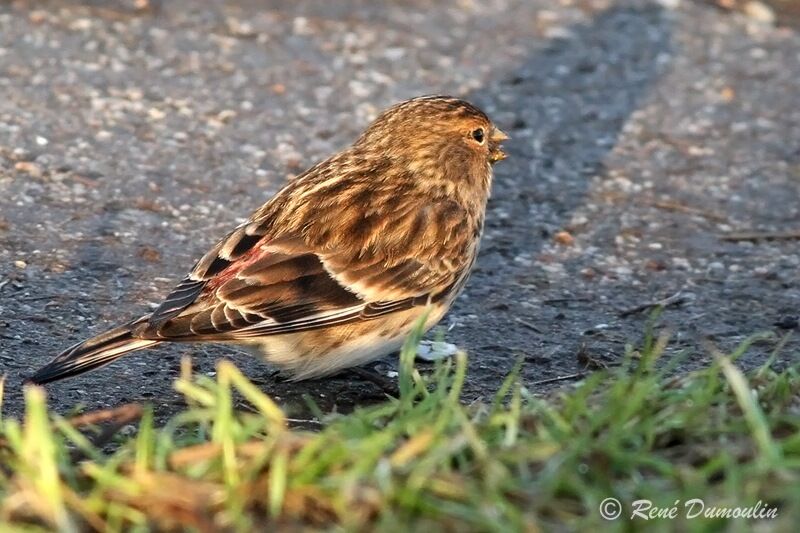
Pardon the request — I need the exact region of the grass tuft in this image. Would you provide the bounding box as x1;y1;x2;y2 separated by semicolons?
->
1;327;799;530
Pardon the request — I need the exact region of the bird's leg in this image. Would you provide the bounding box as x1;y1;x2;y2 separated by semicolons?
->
346;365;399;396
270;371;293;384
346;341;461;395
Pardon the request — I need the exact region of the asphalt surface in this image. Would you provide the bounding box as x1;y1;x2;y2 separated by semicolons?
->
1;0;799;421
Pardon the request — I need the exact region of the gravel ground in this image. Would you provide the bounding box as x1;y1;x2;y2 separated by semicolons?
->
1;0;799;421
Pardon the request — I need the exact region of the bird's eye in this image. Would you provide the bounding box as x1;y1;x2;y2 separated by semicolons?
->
471;128;485;143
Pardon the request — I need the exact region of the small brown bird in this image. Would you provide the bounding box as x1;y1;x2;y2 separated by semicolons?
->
30;95;508;385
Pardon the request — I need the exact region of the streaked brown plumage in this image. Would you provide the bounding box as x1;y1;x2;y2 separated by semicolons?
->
30;95;508;385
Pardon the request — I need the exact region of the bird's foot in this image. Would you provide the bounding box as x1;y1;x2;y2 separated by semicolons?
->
347;365;399;396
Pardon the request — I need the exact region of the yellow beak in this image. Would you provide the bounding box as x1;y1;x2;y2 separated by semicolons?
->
489;127;509;163
491;128;510;142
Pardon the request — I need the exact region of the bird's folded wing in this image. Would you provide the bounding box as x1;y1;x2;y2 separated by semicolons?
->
138;225;463;342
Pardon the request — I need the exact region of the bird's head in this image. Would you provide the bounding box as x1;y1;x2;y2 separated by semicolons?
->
353;95;508;198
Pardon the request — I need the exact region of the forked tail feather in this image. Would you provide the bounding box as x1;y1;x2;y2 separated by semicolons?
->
28;320;159;385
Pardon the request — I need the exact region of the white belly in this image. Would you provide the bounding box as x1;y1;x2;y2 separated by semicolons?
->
242;305;449;380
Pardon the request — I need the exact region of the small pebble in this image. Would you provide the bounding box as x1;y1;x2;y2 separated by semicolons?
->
14;161;43;177
720;87;735;102
148;107;166;120
774;316;798;330
554;230;575;246
744;1;775;24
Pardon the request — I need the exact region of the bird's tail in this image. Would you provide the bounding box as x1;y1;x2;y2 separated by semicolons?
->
28;320;159;385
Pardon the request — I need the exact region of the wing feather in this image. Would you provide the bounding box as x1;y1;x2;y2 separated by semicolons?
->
138;196;473;342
